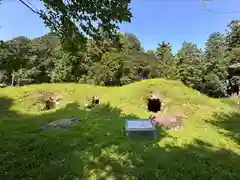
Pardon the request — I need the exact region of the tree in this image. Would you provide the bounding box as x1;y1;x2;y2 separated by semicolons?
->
120;33;143;53
0;19;239;98
16;67;42;85
84;51;125;86
0;36;31;85
50;47;78;82
226;20;240;64
146;50;156;56
1;0;132;49
0;70;7;83
124;52;151;80
204;32;228;79
145;50;159;78
227;20;240;48
202;32;229;97
29;33;60;83
85;37;116;65
156;41;176;79
202;73;227;97
176;42;205;90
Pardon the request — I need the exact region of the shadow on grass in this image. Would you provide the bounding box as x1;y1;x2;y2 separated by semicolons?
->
0;99;240;179
0;96;21;117
208;111;240;145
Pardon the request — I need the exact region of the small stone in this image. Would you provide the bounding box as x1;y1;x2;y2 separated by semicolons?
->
41;118;80;130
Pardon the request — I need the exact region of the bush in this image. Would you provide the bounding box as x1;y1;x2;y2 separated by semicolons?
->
0;83;7;88
202;73;226;98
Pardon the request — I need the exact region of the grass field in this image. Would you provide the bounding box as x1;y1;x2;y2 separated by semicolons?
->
0;79;240;180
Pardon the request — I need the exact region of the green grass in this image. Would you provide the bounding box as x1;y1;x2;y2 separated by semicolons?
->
0;79;240;180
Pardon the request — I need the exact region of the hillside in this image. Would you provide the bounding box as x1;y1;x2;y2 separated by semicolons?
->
0;79;240;180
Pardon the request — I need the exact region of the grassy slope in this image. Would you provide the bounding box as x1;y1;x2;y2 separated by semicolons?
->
0;79;240;180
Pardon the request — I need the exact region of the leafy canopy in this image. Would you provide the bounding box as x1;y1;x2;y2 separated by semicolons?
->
0;0;132;47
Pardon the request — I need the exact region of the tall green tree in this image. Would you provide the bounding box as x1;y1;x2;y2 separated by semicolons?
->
29;33;60;82
176;42;204;90
145;50;159;78
202;32;229;97
226;20;240;64
50;47;78;82
0;36;31;85
156;41;177;79
124;52;150;80
204;32;228;79
120;33;143;53
84;51;125;86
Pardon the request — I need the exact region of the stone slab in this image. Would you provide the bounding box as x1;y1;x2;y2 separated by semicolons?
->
40;118;80;130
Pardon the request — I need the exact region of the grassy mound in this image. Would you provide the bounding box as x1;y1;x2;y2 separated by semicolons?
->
0;79;239;180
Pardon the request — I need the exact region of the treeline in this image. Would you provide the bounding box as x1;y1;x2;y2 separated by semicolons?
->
0;20;240;98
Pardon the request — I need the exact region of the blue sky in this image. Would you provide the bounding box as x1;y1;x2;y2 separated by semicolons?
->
0;0;239;53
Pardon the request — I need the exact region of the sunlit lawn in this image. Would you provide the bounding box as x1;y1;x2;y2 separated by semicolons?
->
0;79;239;180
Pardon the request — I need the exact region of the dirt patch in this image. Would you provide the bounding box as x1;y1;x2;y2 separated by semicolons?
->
85;96;100;109
23;90;62;111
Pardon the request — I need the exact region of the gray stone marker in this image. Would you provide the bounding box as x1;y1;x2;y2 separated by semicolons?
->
125;120;157;138
40;118;80;130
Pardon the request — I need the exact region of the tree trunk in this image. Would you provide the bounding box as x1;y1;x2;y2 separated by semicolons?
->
18;65;23;86
11;70;15;86
17;75;20;86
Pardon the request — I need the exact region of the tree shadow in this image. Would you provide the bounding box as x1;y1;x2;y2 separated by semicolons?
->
0;100;240;179
85;138;240;180
0;96;21;118
207;111;240;145
0;101;168;179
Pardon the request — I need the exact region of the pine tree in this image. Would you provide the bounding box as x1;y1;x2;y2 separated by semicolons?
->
156;41;176;79
176;42;204;90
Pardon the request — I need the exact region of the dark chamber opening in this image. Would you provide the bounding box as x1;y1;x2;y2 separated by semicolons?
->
44;100;56;110
147;98;161;113
92;97;99;105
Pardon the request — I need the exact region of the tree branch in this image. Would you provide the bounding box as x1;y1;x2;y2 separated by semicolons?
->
17;0;59;35
18;0;41;15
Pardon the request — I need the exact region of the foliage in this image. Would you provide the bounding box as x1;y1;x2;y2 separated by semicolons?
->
50;48;78;83
156;41;177;79
82;51;125;85
0;0;132;50
0;20;240;97
176;42;205;90
43;0;132;50
120;33;143;53
202;32;229;97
